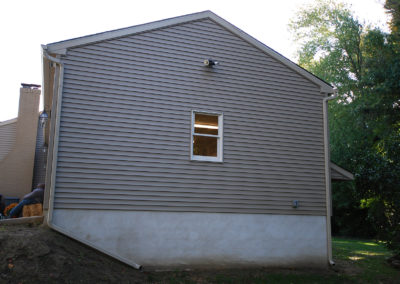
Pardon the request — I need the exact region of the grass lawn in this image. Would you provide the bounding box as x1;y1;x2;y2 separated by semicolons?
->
332;237;400;283
145;238;400;283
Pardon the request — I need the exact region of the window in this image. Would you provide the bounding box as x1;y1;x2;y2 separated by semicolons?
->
191;111;223;162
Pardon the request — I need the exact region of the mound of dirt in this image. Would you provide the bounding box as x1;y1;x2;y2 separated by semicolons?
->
0;223;146;283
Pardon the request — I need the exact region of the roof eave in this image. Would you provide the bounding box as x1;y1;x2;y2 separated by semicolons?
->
331;162;355;181
45;10;214;55
207;13;333;93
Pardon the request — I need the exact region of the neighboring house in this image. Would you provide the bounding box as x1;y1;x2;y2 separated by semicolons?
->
41;11;353;269
0;86;41;200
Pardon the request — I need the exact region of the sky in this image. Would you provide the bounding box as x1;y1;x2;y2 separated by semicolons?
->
0;0;389;122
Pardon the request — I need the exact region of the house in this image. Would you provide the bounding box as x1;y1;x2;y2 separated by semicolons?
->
0;85;41;201
41;11;353;269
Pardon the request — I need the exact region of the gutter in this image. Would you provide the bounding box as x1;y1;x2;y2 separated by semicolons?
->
322;88;338;266
41;46;142;270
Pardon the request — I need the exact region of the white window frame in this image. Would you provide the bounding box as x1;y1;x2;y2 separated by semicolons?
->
190;110;223;162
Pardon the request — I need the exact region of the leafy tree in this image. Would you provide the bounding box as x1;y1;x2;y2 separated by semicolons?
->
290;0;400;250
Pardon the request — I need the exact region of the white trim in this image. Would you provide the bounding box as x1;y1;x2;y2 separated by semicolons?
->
42;51;64;226
45;11;213;54
43;10;333;93
190;110;223;163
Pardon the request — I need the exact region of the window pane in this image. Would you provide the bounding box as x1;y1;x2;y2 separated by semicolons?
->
193;135;218;157
194;113;218;135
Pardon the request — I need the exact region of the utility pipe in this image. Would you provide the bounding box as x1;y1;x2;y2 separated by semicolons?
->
41;47;142;270
323;88;338;266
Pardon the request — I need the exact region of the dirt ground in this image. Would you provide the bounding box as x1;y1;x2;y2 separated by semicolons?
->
0;223;357;284
1;223;151;283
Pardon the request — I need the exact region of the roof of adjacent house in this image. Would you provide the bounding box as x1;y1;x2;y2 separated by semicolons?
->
43;10;333;93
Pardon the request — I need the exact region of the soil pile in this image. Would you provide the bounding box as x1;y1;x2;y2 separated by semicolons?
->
0;223;146;283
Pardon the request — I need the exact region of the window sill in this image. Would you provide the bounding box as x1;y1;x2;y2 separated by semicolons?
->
190;156;223;163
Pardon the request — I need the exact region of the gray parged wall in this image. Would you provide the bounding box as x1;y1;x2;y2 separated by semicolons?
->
54;19;326;215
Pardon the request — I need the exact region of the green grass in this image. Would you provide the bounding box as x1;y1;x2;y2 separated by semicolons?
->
333;237;400;283
145;238;400;283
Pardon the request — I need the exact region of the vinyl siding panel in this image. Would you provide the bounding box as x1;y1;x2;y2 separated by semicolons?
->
0;120;17;160
54;19;326;215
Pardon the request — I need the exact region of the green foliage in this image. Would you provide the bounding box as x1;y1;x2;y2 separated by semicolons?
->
385;0;400;37
290;0;400;251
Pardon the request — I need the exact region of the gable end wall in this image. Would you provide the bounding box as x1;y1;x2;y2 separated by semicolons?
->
53;19;326;216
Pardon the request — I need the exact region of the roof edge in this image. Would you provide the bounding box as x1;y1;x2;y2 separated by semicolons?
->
206;12;333;93
331;162;354;181
44;10;333;93
44;10;214;54
0;117;18;126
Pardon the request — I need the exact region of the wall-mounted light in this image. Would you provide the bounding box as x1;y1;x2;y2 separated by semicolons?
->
39;110;49;128
204;59;219;67
292;200;299;208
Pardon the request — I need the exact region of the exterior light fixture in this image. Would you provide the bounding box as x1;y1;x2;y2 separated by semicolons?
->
292;200;299;208
39;110;49;128
204;59;219;67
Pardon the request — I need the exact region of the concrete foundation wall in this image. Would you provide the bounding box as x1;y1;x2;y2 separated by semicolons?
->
0;88;40;198
52;210;328;269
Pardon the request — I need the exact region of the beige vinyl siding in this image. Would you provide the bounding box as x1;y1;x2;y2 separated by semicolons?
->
0;119;17;160
53;19;326;215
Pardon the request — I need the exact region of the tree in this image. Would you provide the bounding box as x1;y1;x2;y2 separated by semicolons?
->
289;0;400;250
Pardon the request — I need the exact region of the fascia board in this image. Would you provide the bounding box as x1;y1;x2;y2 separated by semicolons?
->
331;162;354;181
206;13;333;93
44;10;333;93
44;10;214;54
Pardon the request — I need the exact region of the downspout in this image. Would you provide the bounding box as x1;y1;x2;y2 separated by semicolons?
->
41;46;142;270
323;88;338;266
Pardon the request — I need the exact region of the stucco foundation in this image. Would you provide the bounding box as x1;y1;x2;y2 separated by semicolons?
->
52;210;327;269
